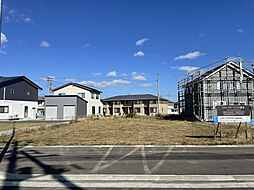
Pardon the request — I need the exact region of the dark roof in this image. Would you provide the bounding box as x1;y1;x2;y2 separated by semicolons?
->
102;94;168;102
0;76;42;90
45;95;88;103
52;82;102;93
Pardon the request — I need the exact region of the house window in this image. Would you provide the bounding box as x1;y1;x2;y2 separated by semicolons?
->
10;89;15;95
150;107;157;113
99;106;101;114
59;93;66;96
91;93;95;99
25;90;31;96
134;108;140;113
233;81;237;90
114;108;120;113
150;100;156;104
0;106;9;113
77;93;85;98
220;81;224;90
240;102;246;105
96;94;99;99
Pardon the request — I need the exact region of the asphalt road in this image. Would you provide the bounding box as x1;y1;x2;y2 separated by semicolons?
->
0;145;254;189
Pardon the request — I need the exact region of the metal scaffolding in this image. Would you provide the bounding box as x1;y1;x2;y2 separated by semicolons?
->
178;56;254;121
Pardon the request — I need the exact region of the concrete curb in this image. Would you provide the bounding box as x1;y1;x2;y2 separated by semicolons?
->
0;121;70;136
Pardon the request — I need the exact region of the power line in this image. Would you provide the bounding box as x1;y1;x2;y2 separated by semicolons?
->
42;76;55;95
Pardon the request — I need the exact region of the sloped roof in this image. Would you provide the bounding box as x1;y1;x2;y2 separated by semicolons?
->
52;82;102;93
185;61;254;86
102;94;169;102
0;76;42;90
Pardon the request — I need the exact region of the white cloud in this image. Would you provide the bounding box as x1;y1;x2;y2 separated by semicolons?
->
174;51;205;60
237;28;244;33
171;66;199;73
136;38;149;46
120;73;128;77
9;9;17;16
80;79;130;88
0;49;7;55
1;33;8;44
92;72;102;76
83;43;91;48
131;72;146;81
65;78;77;82
107;71;117;77
24;17;31;23
0;33;8;55
134;51;145;57
139;83;152;87
40;41;50;48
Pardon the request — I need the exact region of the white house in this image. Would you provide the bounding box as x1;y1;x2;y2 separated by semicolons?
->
52;83;103;116
0;76;42;120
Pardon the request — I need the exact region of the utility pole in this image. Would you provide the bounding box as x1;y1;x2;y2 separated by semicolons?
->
43;76;55;95
0;0;3;46
157;73;160;115
168;91;170;102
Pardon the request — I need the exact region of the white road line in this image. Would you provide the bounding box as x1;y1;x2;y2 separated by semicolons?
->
1;173;254;181
88;147;140;172
90;146;113;173
1;181;254;188
150;147;174;173
141;146;151;174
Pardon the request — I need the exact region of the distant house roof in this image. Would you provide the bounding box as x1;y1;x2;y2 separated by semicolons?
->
0;76;42;90
185;61;254;86
52;82;102;93
38;96;45;101
102;94;169;102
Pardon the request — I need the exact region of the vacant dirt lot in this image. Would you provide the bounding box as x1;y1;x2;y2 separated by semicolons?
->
0;116;254;146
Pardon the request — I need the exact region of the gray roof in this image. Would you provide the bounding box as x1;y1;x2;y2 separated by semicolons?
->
38;96;45;101
45;95;88;103
102;94;169;102
0;76;42;90
52;82;102;93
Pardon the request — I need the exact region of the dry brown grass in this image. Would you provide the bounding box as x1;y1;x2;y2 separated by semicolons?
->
0;116;254;146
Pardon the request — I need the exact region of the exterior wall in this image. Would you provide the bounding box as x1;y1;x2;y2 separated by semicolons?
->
45;96;87;120
76;97;88;118
184;64;254;121
0;100;38;120
168;103;178;114
103;99;168;116
53;85;102;116
0;81;38;101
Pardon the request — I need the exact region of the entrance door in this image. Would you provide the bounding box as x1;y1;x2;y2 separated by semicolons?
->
24;106;28;118
63;106;75;120
92;106;95;115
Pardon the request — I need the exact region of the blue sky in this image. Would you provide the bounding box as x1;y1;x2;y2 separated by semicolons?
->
1;0;254;101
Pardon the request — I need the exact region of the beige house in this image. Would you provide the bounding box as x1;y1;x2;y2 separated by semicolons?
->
52;83;103;116
102;94;168;116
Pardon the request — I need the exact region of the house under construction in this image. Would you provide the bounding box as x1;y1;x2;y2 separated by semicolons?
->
178;57;254;121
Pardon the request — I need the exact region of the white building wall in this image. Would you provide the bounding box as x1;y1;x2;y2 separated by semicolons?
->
0;100;38;120
53;85;103;116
